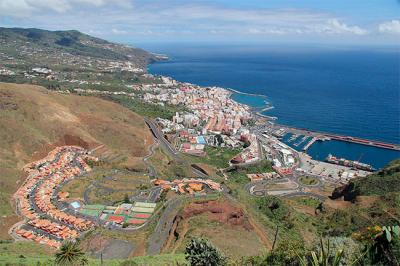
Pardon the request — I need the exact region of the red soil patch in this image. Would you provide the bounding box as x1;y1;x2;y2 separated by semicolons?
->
181;200;253;230
163;200;272;253
82;234;109;253
59;134;91;149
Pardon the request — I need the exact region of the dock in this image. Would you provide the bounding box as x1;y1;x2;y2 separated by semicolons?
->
325;134;400;151
275;124;400;151
303;137;317;151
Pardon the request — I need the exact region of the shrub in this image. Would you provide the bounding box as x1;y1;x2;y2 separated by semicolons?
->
185;238;226;266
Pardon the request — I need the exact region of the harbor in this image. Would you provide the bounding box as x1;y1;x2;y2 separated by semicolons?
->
273;124;400;151
267;124;400;169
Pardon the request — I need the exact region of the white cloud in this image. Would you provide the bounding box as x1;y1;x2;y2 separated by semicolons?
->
0;0;110;16
312;19;368;35
378;20;400;34
0;0;34;17
248;28;286;35
0;1;376;41
111;28;128;35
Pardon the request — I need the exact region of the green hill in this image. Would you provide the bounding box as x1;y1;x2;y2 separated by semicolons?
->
332;159;400;201
0;27;156;66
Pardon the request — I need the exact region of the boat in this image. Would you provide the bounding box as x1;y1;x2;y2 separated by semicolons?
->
325;154;376;172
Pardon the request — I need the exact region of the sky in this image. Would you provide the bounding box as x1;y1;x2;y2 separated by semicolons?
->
0;0;399;45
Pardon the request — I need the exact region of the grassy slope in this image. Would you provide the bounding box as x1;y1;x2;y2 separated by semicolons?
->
0;250;186;266
353;159;400;196
183;146;242;169
331;159;400;201
0;82;153;238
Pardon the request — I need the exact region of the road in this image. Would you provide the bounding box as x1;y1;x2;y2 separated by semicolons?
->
243;169;328;200
145;118;210;179
147;197;185;255
145;118;180;161
143;138;159;178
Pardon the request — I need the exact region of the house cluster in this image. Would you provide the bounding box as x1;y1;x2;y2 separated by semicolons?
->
15;228;61;249
73;88;135;97
79;201;156;227
260;133;298;172
0;67;15;75
178;131;207;156
142;79;252;135
230;133;261;165
13;146;98;248
103;61;144;73
247;172;280;182
153;178;223;195
1;38;147;86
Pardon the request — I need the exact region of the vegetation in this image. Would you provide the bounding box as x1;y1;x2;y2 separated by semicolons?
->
256;196;291;226
332;159;400;200
0;27;154;65
109;95;187;120
299;176;319;186
148;147;193;180
185;146;242;169
185;238;227;266
293;196;321;208
354;225;400;266
353;159;400;196
0;253;186;265
227;160;273;184
55;241;88;266
298;238;343;266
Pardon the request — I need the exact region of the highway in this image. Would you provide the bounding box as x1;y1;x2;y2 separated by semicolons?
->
144;118;209;178
145;118;180;161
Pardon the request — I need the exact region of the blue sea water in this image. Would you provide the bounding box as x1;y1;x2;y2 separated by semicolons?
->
142;43;400;168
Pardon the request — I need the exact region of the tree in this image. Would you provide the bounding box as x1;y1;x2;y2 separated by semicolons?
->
55;240;88;266
256;196;292;228
185;238;227;266
123;193;130;204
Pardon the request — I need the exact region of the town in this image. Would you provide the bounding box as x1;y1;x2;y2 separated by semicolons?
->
2;28;398;260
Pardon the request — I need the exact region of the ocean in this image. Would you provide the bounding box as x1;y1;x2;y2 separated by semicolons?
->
141;43;400;168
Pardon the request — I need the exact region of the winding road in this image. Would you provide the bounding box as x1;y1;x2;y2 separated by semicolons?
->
244;171;327;201
145;118;209;179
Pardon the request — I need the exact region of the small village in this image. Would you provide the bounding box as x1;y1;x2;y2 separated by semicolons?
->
12;146;98;248
11;144;226;249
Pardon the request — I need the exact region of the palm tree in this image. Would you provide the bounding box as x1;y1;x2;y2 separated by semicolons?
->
55;240;88;266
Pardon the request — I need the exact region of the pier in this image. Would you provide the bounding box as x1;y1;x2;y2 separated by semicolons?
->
303;137;317;151
274;124;400;151
325;134;400;151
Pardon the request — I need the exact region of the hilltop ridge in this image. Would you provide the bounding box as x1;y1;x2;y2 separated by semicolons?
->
0;27;156;66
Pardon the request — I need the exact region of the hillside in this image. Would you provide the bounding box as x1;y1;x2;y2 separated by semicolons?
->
332;159;400;201
0;27;156;67
0;82;153;238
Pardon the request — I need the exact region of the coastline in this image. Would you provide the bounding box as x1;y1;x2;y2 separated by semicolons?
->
147;58;400;169
226;87;268;100
225;87;276;120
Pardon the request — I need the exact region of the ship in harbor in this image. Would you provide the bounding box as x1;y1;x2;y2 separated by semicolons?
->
325;154;376;172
